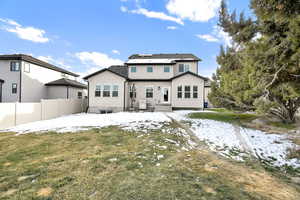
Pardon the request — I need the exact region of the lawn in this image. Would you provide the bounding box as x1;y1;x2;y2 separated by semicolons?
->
189;110;258;124
191;109;297;130
1;123;300;200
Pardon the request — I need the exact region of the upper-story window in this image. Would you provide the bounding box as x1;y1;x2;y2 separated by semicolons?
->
24;63;30;73
12;83;17;94
131;66;137;73
61;73;67;78
164;66;170;72
10;61;20;71
147;66;153;73
179;64;190;73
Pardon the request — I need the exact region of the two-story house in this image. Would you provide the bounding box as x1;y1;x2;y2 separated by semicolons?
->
0;54;87;103
84;53;209;113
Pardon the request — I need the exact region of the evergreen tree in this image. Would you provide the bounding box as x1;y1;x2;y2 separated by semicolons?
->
209;0;300;123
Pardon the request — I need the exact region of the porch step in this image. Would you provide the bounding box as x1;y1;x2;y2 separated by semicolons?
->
155;105;172;112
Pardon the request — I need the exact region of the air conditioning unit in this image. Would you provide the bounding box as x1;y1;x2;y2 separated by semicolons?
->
139;99;147;110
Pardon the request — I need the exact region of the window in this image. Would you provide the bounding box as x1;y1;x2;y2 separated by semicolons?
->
184;64;190;72
147;66;153;72
103;85;111;97
78;91;83;99
12;83;17;94
184;86;191;98
179;64;184;72
61;73;67;78
179;64;190;72
146;87;153;98
193;86;198;98
24;63;30;73
164;66;170;72
177;86;182;98
131;67;137;73
112;85;119;97
10;61;20;71
95;85;101;97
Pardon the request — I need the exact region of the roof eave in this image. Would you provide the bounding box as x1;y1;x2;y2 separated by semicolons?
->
83;68;128;80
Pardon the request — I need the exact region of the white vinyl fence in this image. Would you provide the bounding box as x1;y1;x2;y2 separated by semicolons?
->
0;99;87;129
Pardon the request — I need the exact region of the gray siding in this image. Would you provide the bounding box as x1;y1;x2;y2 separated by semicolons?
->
0;60;20;102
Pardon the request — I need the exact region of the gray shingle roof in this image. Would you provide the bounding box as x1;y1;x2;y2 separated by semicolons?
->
83;66;128;80
0;54;79;77
128;53;201;61
108;65;128;78
45;78;87;89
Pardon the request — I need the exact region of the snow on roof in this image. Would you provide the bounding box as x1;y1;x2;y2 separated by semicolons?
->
126;59;176;64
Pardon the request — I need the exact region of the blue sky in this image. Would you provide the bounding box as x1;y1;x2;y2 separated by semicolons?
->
0;0;252;78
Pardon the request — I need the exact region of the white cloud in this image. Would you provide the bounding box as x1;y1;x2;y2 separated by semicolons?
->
120;6;128;12
196;34;219;42
76;67;100;80
213;25;232;47
112;50;120;55
167;26;178;30
75;52;123;68
166;0;221;22
122;7;184;25
0;18;49;43
196;25;232;46
37;56;72;69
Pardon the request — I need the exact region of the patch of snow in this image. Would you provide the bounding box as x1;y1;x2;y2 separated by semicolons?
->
170;111;300;168
157;155;164;160
5;112;171;134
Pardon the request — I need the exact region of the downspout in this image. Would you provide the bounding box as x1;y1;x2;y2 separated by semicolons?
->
87;81;89;113
203;80;205;110
19;62;22;102
67;86;69;99
123;80;127;111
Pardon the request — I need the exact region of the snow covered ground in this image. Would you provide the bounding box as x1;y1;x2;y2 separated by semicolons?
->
168;111;300;168
5;112;171;134
2;110;299;168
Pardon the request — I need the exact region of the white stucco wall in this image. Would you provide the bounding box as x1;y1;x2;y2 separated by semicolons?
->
87;70;126;113
21;61;77;102
0;60;20;102
171;74;205;109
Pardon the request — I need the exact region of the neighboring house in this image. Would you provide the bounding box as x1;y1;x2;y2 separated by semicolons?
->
0;54;87;103
84;53;210;113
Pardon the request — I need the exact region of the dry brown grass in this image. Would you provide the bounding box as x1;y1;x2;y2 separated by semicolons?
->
0;126;299;200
